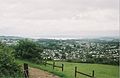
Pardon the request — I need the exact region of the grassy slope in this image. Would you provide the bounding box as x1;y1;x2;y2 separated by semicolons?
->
16;60;119;78
16;60;66;78
53;62;119;78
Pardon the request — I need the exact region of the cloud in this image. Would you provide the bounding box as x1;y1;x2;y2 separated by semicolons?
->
0;0;119;38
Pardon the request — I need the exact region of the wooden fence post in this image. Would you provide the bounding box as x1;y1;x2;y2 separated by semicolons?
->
24;63;29;78
92;70;94;78
45;60;47;66
62;64;64;72
75;66;77;78
53;62;55;70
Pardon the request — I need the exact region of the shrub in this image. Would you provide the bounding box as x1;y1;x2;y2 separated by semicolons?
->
0;43;22;77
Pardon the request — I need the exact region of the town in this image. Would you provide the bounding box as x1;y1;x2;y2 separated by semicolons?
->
0;36;119;65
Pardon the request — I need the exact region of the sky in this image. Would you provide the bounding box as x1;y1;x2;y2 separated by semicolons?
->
0;0;119;39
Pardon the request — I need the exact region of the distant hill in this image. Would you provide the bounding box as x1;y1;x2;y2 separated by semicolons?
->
0;36;23;40
0;36;119;41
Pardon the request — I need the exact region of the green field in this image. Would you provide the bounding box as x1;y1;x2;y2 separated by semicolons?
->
53;62;119;78
17;60;119;78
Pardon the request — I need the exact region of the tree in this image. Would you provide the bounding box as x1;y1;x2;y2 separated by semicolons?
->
61;52;66;60
0;42;22;77
14;39;43;63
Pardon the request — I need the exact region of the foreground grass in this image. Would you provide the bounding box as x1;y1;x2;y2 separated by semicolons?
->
16;59;66;78
16;60;119;78
53;61;119;78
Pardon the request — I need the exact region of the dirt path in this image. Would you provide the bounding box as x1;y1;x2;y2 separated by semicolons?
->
29;67;60;78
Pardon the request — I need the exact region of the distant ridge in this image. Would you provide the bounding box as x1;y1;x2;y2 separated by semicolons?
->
0;35;119;40
0;36;23;40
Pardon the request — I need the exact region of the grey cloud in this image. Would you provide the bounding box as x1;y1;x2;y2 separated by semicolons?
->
0;0;119;20
0;0;119;38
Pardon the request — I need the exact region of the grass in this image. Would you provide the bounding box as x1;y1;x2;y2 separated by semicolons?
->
53;61;119;78
16;60;119;78
16;59;66;78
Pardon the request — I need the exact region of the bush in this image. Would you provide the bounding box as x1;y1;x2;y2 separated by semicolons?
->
0;43;22;77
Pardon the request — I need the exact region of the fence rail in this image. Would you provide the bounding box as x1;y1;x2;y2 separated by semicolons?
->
44;61;64;72
23;63;96;78
45;62;53;66
75;66;95;78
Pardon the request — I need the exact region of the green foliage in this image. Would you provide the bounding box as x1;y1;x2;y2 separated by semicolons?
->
14;39;43;63
0;42;22;77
